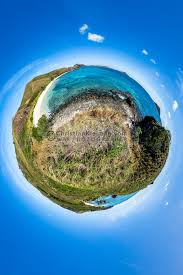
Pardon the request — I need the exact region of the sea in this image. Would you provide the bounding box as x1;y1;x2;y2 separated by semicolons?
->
42;65;160;123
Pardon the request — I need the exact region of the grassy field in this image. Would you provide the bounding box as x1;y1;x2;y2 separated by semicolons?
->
12;65;171;213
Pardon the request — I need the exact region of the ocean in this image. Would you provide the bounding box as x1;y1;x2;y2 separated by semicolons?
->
42;65;161;123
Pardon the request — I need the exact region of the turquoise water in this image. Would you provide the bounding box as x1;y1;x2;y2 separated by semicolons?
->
44;65;161;123
88;193;137;208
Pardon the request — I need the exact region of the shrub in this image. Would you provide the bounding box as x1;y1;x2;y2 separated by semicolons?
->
32;115;49;141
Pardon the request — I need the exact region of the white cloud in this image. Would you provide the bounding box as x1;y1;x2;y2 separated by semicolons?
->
88;32;105;43
150;58;157;64
141;49;149;55
164;182;170;192
165;201;169;206
155;72;160;77
176;68;183;97
79;24;88;35
168;111;171;119
0;59;46;102
178;67;183;73
172;100;178;112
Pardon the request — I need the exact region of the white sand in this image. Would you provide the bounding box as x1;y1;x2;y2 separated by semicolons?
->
33;72;68;126
83;201;100;207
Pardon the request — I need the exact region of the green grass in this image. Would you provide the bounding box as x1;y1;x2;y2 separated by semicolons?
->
48;138;129;194
12;66;171;213
105;139;124;157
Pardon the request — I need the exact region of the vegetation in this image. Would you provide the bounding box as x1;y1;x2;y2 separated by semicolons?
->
32;115;49;141
12;66;171;213
133;116;170;189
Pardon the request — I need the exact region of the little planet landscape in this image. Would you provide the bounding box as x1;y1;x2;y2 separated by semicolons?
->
12;65;170;213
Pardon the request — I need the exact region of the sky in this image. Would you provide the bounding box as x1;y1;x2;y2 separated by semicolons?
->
0;0;183;274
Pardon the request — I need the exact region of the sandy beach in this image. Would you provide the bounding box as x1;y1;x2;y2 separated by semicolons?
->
33;72;68;126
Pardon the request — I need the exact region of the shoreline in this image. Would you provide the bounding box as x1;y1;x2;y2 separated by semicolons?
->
33;72;69;126
50;90;142;133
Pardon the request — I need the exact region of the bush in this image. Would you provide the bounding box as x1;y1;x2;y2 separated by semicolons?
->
32;115;49;141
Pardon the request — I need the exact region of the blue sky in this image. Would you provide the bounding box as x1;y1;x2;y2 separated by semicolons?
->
1;0;182;85
0;0;183;274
